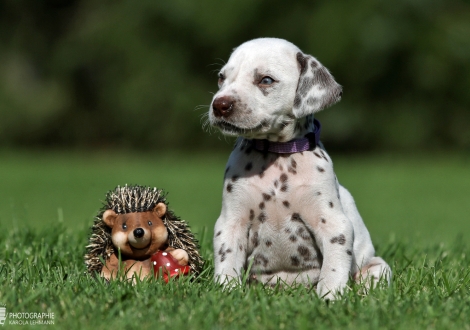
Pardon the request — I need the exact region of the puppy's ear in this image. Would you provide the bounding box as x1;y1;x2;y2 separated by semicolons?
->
102;210;118;228
293;52;343;118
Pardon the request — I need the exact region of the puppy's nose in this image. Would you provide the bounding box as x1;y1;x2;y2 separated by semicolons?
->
133;228;144;238
212;96;234;118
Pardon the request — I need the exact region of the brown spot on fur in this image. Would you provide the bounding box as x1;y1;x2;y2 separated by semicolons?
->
262;193;271;201
330;234;346;245
306;97;319;107
280;121;290;131
297;76;315;98
285;228;292;234
319;149;329;162
291;159;297;169
329;201;334;208
259;202;265;210
291;213;303;222
317;166;325;173
283;200;290;208
289;235;297;242
316;191;322;196
252;232;259;247
274;180;279;188
258;87;269;97
298;245;310;257
258;212;267;223
249;209;255;221
231;175;239;182
254;254;269;267
296;227;310;240
226;184;233;193
347;250;352;256
297;52;308;75
290;256;300;267
288;167;297;175
293;95;302;109
321;218;326;223
216;231;222;237
265;240;273;247
259;165;266;178
219;244;227;262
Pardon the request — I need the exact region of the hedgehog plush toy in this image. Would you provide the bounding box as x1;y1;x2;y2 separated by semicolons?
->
85;185;203;282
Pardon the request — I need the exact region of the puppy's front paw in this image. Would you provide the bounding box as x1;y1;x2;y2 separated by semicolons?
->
354;256;392;289
215;273;242;290
317;281;345;301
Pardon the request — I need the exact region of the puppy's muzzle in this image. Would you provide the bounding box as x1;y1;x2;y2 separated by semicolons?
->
212;96;234;118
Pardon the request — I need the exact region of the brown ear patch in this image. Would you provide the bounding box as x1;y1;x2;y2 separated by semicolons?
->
293;51;342;118
102;209;118;228
153;202;167;218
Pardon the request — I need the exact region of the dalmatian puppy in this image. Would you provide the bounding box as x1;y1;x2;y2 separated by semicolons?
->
208;38;391;299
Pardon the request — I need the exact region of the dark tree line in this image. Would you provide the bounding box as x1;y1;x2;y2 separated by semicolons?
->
1;0;469;152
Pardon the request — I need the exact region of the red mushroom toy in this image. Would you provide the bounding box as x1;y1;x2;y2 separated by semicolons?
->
152;250;191;283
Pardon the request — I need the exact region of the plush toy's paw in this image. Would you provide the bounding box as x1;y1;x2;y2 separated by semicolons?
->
168;249;189;266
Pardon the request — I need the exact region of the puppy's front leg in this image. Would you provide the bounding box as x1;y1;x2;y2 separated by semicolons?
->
314;212;354;300
213;213;248;287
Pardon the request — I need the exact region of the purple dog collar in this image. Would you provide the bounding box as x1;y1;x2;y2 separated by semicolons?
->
252;119;321;154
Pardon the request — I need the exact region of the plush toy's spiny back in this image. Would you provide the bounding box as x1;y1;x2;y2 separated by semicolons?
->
85;185;203;276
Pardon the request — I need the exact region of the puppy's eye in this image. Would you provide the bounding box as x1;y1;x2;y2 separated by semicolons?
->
148;221;152;226
218;72;225;85
122;223;127;230
260;76;274;85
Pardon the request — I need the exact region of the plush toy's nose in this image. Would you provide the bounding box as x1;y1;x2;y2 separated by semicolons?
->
133;228;144;238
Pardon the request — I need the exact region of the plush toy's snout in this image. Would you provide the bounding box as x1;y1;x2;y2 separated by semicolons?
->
128;227;151;249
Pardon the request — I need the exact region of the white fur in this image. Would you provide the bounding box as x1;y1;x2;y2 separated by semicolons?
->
209;38;391;299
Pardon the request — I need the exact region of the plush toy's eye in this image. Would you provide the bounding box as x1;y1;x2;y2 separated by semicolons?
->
260;76;275;85
148;221;152;226
122;223;127;230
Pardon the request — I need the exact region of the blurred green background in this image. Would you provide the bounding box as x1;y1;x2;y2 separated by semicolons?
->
0;0;469;245
1;0;469;151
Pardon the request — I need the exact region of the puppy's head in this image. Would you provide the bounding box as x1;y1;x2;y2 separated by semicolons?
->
208;38;342;142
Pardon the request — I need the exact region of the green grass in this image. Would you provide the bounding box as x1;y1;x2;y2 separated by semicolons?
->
0;150;469;329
